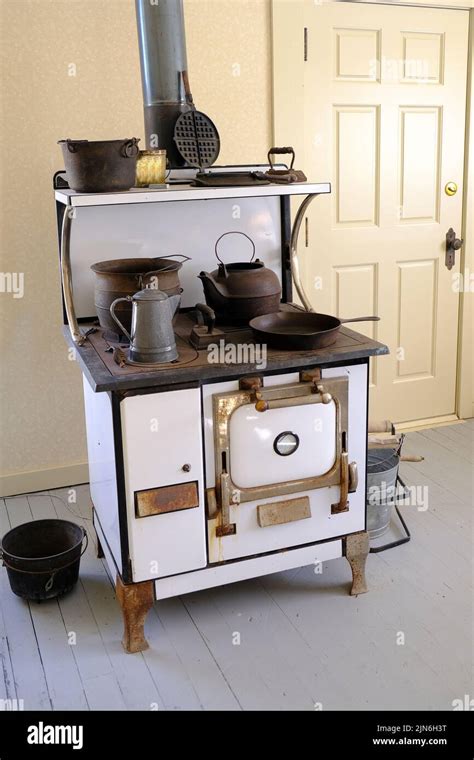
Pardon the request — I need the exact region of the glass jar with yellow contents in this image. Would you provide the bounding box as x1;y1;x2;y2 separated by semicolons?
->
135;149;167;187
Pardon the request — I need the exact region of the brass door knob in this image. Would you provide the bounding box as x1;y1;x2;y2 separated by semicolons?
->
445;182;458;197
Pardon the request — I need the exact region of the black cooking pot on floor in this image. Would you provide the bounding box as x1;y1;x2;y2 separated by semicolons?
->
1;519;88;601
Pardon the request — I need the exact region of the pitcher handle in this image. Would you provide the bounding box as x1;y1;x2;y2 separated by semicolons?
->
110;297;132;341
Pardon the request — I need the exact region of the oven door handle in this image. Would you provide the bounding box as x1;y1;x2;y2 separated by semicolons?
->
331;457;358;514
254;383;333;412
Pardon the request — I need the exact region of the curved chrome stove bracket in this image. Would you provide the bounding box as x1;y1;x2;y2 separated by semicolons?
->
290;193;319;313
60;205;85;346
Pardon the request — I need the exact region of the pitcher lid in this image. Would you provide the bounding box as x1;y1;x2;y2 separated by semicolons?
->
133;288;167;301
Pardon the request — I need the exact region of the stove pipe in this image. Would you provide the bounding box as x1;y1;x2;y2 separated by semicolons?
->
135;0;191;166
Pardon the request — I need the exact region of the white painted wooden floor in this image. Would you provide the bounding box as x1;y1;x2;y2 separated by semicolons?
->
1;422;472;711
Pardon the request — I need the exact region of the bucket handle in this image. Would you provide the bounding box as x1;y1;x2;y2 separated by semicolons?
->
137;256;191;290
153;254;191;262
44;530;88;593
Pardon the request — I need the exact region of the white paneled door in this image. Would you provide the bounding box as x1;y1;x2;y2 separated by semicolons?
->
275;2;469;422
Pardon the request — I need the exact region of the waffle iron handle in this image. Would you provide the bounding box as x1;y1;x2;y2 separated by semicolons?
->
180;70;195;107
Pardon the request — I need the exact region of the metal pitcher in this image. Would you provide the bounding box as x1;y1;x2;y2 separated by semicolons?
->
110;288;180;364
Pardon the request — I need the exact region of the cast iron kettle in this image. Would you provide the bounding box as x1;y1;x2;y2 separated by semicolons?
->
198;232;281;324
110;288;180;364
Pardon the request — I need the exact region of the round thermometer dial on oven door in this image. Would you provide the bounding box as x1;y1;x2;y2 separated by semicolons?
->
273;431;300;457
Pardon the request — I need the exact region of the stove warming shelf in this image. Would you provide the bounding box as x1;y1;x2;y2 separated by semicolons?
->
55;181;331;208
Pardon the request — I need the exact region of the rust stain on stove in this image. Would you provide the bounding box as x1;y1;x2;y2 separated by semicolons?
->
135;482;198;518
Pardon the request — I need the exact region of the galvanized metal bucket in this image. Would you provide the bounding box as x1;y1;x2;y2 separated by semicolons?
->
366;449;400;539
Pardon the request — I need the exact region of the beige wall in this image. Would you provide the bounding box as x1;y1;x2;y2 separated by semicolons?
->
0;0;272;494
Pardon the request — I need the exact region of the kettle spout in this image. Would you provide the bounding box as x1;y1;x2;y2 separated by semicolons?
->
168;293;181;317
198;270;226;298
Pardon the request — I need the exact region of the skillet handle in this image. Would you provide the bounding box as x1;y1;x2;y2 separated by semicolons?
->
339;316;380;324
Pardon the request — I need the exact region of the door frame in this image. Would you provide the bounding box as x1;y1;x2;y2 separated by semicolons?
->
272;0;474;420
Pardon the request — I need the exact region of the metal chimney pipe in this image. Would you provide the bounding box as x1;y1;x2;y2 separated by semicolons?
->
135;0;191;165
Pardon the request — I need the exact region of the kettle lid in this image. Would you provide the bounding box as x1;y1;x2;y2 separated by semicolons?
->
133;288;167;301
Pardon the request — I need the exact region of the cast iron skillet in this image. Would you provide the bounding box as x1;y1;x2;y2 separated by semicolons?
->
249;312;380;350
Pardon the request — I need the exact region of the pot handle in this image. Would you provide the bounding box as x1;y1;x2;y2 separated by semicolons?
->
138;255;191;287
110;297;132;341
121;138;140;158
139;265;185;289
57;139;88;154
215;232;256;268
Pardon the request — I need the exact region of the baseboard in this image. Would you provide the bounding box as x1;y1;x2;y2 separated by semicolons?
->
395;414;464;433
0;463;89;498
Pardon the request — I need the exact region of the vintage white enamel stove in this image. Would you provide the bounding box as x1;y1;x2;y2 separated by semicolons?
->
54;171;388;653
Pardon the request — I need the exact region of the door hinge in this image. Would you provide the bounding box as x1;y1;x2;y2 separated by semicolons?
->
304;27;308;61
305;216;309;247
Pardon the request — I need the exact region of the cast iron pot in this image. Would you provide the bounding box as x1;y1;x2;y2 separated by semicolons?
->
58;138;140;192
1;519;88;601
91;255;189;337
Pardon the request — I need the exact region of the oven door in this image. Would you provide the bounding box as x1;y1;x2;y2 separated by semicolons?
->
203;365;367;563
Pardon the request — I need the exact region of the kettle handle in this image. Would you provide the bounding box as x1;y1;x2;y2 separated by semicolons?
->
110;297;132;341
215;232;256;268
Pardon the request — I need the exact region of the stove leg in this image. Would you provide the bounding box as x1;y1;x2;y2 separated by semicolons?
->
116;575;154;654
96;534;104;559
344;531;369;595
92;508;104;558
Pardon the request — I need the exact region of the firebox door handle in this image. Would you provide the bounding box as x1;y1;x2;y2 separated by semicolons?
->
348;462;358;493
